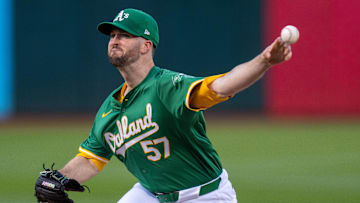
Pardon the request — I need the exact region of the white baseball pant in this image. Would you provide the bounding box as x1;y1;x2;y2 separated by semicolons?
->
117;169;237;203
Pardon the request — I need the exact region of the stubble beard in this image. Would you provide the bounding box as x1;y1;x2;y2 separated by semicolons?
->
108;54;127;68
108;46;141;69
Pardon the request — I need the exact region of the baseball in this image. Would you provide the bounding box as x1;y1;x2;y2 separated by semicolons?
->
280;25;299;44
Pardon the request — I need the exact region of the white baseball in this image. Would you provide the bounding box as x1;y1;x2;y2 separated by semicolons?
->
280;25;299;44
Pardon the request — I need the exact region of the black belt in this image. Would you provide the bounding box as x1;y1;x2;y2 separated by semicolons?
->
154;177;221;202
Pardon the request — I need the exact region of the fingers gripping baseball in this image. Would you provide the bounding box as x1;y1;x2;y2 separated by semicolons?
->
263;37;292;65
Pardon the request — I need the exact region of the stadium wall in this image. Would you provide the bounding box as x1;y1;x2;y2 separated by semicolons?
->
264;0;360;115
14;0;262;114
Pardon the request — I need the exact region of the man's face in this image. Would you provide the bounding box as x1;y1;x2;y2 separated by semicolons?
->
108;29;142;68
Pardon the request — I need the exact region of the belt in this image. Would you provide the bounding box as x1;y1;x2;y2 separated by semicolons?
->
154;177;221;202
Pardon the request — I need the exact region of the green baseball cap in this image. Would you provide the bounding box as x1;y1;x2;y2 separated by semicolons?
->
98;8;159;47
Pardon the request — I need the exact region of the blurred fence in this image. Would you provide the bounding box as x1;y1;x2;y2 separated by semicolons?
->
14;0;262;114
264;0;360;115
7;0;360;117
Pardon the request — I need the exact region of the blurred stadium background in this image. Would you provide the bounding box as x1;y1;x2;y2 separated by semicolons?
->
0;0;359;202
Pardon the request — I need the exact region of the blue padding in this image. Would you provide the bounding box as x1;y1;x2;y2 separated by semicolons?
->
0;0;13;119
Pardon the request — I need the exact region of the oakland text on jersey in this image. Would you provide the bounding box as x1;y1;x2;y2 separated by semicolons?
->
104;103;159;156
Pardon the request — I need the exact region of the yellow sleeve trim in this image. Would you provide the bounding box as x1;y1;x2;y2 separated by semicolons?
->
77;147;109;171
185;79;205;112
186;74;231;111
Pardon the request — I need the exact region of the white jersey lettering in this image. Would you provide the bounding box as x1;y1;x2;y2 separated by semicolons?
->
104;103;159;156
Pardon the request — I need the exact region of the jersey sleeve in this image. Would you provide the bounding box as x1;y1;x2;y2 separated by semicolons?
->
188;73;232;111
76;150;108;171
79;98;115;162
79;124;113;161
156;70;203;118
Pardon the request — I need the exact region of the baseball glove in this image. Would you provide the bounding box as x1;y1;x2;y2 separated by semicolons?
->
35;164;88;203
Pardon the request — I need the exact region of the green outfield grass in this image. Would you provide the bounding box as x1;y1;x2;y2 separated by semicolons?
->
0;117;359;203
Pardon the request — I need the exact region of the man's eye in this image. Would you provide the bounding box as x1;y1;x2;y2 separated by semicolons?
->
110;33;133;39
121;34;132;38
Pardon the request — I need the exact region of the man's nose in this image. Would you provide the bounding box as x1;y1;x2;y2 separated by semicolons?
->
109;37;120;46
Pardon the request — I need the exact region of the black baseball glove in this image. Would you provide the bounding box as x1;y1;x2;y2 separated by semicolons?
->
35;164;88;203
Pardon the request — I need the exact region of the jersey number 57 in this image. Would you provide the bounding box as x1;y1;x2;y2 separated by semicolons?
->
140;136;170;162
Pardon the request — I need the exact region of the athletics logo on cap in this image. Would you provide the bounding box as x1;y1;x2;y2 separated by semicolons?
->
113;10;129;22
98;8;160;47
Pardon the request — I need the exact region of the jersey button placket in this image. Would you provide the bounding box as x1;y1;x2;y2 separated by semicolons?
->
121;98;128;113
120;101;125;113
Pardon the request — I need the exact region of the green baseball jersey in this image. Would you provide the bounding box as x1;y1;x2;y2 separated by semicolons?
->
80;66;222;193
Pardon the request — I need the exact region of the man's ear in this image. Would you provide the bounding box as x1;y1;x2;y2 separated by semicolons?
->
141;40;153;54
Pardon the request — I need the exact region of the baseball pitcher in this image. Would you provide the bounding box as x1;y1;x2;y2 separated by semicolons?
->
34;8;292;203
